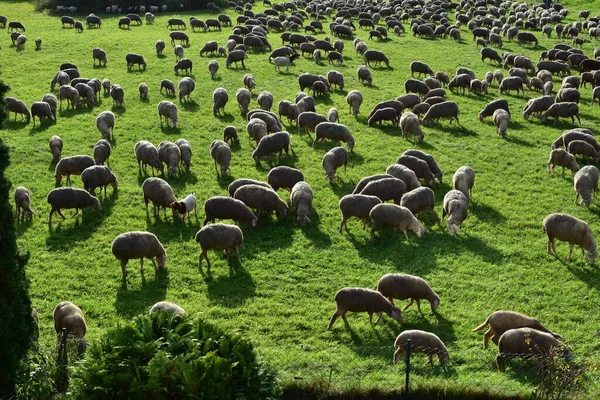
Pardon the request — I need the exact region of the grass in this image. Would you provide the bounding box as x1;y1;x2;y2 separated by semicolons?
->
2;0;600;397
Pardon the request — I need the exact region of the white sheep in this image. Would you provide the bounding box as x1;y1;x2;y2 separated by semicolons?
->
377;273;440;314
393;330;449;367
542;213;597;264
157;100;178;128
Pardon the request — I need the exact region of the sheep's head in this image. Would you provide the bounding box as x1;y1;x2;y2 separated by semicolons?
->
585;250;597;265
92;197;101;210
438;351;450;366
298;214;310;226
413;222;425;238
76;338;89;355
447;222;460;237
24;209;35;220
431;296;440;313
389;306;403;323
110;176;118;190
157;252;167;269
250;214;258;227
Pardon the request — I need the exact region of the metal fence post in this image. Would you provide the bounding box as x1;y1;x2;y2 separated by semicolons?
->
405;338;411;400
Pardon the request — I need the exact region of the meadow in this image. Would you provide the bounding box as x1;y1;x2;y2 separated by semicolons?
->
2;0;600;396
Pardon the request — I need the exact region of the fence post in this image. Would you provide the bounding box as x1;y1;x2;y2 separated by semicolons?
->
55;328;69;393
405;338;411;400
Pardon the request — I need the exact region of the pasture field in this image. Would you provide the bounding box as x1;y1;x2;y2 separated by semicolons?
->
2;0;600;396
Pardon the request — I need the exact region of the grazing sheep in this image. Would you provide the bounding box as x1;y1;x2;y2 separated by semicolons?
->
314;122;355;152
523;96;555;120
134;141;163;175
246;118;268;144
14;186;34;221
157;100;178;128
111;231;166;278
74;83;95;108
327;70;344;91
209;140;231;175
96;111;115;140
208;60;219;79
396;155;436;187
195;223;243;273
92;48;107;67
200;41;219;57
400;112;424;142
47;187;100;224
227;178;271;197
338;194;382;232
360;177;406;205
155;40;166;56
364;50;390;67
177;77;195;102
53;302;87;353
203;196;257;226
5;98;31;123
541;102;581;124
125;53;147;71
357;65;372;85
499;76;524;95
170;31;190;46
54;155;95;186
496;328;572;372
30;101;53;126
448;73;471;94
322;146;348;181
410;61;434;78
556;87;580;104
327;287;402;329
41;94;57;119
34;38;41;50
345;90;363;117
370;203;424;241
109;84;124;107
175;138;192;172
233;184;288;219
158;141;181;177
352;174;394;195
102;78;110;95
226;49;246;68
441;190;469;236
257;91;273;111
93;139;111;166
400;187;436;219
393;330;449;366
252;131;291;163
174;58;193;76
142;177;177;217
452;166;475;201
212;87;229;115
312;49;321;63
327;107;339;123
160;79;175;96
278;100;300;125
368;108;399;127
574;166;599;208
543;213;598;263
138;83;148;100
386;164;422;191
568;140;600;164
15;34;27;50
58;85;81;109
290;181;313;226
150;302;185;316
49;135;63;163
473;310;562;349
547;149;579;176
81;165;117;197
268;166;304;191
401;150;442;183
220;127;238;145
377;273;440;314
422;101;459;125
493;109;510;137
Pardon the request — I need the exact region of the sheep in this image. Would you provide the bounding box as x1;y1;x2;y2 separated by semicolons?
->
195;224;243;273
53;302;88;353
268;166;304;191
95;111;115;140
400;187;436;219
547;149;579;176
203;196;257;227
405;78;431;96
327;70;344;91
30;101;53;126
560;130;599;152
160;79;175;96
5;98;31;123
448;74;471;94
290;181;312;226
386;164;422;191
138;83;148;100
556;87;580;104
40;94;57;120
212;88;229;116
321;146;348;181
493;109;510;138
134;141;164;175
327;108;339;123
296;95;316;114
345;90;363;117
157;100;178;128
142;177;177;217
54;155;95;186
351;174;394;195
171;193;197;221
327;287;402;329
496;328;572;372
155;40;166;56
422;101;459;126
200;41;219;57
93;139;111;166
92;48;107;67
257;91;273;111
125;53;147;71
150;302;185;316
102;78;110;95
227;179;271;197
49;135;63;163
146;12;155;24
14;186;34;221
177;77;195;103
246;118;268;144
157;141;181;178
396;155;436;187
400;151;442;183
312;49;321;63
174;58;193;76
111;231;167;278
573;166;599;208
81;165;118;197
370;203;424;241
359;177;406;205
50;72;70;92
473;310;562;349
499;76;524;95
47;187;100;224
170;31;190;46
368;108;399;127
109;84;124;107
568;140;600;164
338;194;382;232
452;166;475;201
252;131;291;163
523;96;555;120
209;140;231;176
74;83;95;108
312;80;328;97
15;34;27;50
226;49;246;68
442;190;469;236
393;329;449;367
377;272;439;316
167;18;187;29
208;60;219;79
410;61;434;78
357;65;372;85
541;102;581;124
400;112;424;142
314;122;355;152
58;85;81;109
278;100;299;125
233;184;288;220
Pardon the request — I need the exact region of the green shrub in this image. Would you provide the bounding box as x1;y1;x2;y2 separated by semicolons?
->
69;312;280;399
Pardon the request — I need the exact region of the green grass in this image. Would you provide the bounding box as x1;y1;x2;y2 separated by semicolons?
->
2;0;600;397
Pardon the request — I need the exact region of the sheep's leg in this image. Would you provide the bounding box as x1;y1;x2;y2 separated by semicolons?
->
49;209;55;224
567;242;574;261
496;354;507;372
393;347;404;364
368;312;374;324
483;329;493;349
415;299;423;315
403;229;410;242
403;299;414;311
151;258;159;277
327;311;340;330
235;246;241;265
121;260;128;278
57;209;66;219
374;312;382;324
428;355;434;365
338;218;346;233
575;192;580;205
139;258;145;277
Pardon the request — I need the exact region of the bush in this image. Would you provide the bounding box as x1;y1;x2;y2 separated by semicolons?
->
69;312;280;399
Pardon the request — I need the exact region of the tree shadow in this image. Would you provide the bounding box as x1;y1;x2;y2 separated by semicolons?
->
114;270;169;318
204;262;256;307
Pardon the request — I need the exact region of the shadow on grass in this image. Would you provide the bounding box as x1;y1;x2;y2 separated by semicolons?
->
3;119;30;130
45;205;109;250
29;121;54;133
160;125;181;134
470;201;507;223
205;262;256;307
145;212;198;243
180;100;199;111
297;210;333;248
565;259;600;290
114;270;169;317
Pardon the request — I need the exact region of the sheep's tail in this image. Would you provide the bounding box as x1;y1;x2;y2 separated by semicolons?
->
472;316;490;332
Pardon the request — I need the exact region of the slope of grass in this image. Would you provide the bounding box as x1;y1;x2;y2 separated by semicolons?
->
1;0;600;396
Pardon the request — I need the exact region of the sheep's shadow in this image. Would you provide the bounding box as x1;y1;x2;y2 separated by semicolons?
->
160;126;181;134
29;122;53;134
2;119;30;130
15;217;34;235
180;100;199;112
144;212;197;243
298;211;332;248
470;202;507;223
204;263;256;307
110;106;126;115
505;134;533;147
45;208;105;250
215;113;235;123
565;260;600;291
92;65;107;70
114;270;169;318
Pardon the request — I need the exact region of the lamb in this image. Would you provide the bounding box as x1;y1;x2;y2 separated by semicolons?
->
226;49;246;68
47;187;100;224
233;184;288;219
155;40;166;56
208;60;219;79
327;108;339;123
227;178;271;197
357;65;372;85
49;135;63;163
54;155;95;185
441;190;469;236
195;223;243;273
493;109;510;137
33;37;41;50
370;203;424;241
209;140;231;175
314;122;355;152
213;87;229;115
541;102;581;124
547;149;579;176
523;96;555;120
472;310;562;349
399;112;424;142
496;328;572;372
174;59;193;76
135;141;163;175
295;112;326;138
177;77;195;103
360;177;406;205
290;181;313;226
393;330;449;366
157;100;178;128
173;45;185;61
268;166;304;191
574;166;599;208
93;139;111;166
203;196;257;226
568;140;600;164
386;164;422;191
142;177;177;217
312;80;328;97
242;74;256;92
102;78;110;95
138;83;148;100
346;90;363;117
257;91;273;111
58;85;81;109
150;302;185;316
30;101;53;126
175;139;192;172
109;84;124;107
327;287;402;329
92;48;107;67
252;131;291;163
160;79;175;96
400;187;436;219
479;99;510;122
111;231;167;278
53;301;88;353
158;141;181;177
93;111;115;141
125;53;147;71
327;70;344;91
396;155;436;187
322;146;348;181
422;101;459;126
171;193;197;221
14;186;34;221
81;165;118;197
5;98;31;123
412;103;431;119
